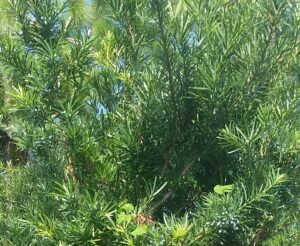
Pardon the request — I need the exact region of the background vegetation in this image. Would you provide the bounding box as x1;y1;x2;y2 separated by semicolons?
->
0;0;300;245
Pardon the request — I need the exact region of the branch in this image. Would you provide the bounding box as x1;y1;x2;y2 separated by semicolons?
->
155;0;178;179
151;156;197;213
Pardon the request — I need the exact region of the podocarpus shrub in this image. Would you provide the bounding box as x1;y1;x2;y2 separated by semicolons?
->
0;0;300;245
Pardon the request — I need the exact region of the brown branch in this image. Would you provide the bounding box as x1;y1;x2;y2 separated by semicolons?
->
250;224;268;246
150;189;174;213
155;0;178;179
160;143;173;178
151;156;197;213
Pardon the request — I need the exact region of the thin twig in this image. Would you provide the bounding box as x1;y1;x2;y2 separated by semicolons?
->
151;156;197;213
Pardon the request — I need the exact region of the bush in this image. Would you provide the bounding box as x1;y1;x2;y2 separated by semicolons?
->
0;0;300;245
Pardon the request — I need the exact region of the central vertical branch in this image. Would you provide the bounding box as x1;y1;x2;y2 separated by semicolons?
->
153;0;178;178
154;0;177;117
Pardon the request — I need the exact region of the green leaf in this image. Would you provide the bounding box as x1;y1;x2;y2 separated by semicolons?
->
214;184;234;195
120;203;134;213
174;0;183;18
117;212;132;224
131;225;148;236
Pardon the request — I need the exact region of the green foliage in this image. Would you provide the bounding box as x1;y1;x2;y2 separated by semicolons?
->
0;0;300;245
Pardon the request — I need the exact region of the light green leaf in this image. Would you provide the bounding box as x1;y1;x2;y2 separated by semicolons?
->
174;0;183;18
131;225;148;236
214;184;234;195
117;212;132;224
120;203;134;213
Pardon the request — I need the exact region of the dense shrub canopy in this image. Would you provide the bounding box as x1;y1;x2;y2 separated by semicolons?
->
0;0;300;245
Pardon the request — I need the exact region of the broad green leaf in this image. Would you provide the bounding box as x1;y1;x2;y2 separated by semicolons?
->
117;212;132;224
214;184;234;195
131;225;148;236
120;203;134;213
